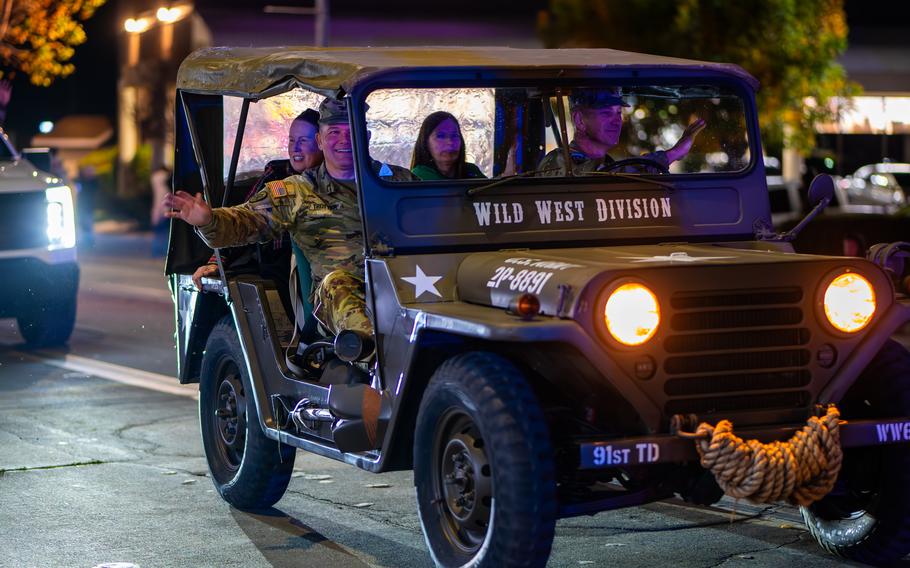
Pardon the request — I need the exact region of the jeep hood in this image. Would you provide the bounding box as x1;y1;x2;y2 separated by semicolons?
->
0;159;58;194
454;244;843;317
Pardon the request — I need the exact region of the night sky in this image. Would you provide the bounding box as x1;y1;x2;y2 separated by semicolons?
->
0;0;897;148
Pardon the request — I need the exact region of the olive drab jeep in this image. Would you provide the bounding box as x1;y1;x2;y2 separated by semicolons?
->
165;47;910;567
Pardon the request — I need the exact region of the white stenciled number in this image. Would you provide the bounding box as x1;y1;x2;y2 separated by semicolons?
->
489;265;553;292
529;272;554;295
487;267;505;288
528;271;553;294
592;446;606;466
487;266;515;289
510;269;531;291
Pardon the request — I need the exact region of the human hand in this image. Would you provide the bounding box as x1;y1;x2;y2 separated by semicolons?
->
192;263;219;290
665;118;707;164
163;191;213;227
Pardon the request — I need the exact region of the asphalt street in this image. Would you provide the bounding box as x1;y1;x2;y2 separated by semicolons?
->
0;232;904;568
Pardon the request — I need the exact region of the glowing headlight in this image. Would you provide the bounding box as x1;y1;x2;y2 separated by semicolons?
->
823;273;876;333
45;185;76;250
604;283;660;346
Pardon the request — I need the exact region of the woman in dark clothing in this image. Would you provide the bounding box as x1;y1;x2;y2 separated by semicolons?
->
411;111;485;180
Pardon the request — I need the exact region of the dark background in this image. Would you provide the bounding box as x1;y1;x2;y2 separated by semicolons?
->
1;0;901;149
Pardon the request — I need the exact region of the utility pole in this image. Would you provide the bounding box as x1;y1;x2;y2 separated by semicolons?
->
264;2;330;46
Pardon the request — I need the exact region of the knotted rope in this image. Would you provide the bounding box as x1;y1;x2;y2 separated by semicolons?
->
677;406;843;506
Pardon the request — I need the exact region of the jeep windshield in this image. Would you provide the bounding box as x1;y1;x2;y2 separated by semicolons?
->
353;80;762;252
364;83;752;183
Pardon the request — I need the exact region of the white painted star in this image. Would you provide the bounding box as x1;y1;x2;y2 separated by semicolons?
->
620;252;734;263
401;265;443;298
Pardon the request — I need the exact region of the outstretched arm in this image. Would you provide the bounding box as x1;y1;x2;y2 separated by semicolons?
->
163;191;213;227
163;186;287;249
664;118;707;164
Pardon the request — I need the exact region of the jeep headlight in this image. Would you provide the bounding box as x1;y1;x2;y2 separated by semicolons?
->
45;185;76;250
604;282;660;346
823;272;875;333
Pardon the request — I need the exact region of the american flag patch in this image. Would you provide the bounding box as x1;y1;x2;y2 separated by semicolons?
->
269;181;288;199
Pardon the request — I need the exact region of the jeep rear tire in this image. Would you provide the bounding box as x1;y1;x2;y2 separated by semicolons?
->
801;340;910;565
414;352;556;568
200;316;295;509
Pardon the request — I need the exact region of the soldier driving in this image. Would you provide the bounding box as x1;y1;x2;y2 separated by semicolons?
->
538;87;707;175
163;98;414;356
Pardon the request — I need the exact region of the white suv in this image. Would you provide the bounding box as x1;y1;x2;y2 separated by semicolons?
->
0;128;78;346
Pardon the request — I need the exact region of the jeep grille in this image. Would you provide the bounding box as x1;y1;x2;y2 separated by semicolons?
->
661;286;811;416
0;192;48;251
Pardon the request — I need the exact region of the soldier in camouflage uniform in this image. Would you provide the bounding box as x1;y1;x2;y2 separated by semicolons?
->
538;88;706;176
191;108;323;290
164;98;414;342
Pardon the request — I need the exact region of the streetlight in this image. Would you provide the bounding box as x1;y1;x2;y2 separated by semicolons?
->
123;17;151;33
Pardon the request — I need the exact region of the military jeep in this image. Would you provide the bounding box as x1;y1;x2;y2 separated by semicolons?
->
165;47;910;567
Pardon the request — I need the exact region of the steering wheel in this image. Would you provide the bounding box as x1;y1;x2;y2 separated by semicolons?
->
599;157;670;175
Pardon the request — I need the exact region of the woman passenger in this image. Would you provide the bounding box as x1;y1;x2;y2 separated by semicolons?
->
411;111;485;180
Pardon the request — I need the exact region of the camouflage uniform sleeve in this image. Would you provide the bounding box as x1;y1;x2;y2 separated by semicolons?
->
536;149;566;177
196;178;300;249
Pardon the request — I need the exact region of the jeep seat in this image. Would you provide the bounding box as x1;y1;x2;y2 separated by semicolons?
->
290;239;321;344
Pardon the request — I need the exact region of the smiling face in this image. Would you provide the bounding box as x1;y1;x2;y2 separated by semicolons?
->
287;118;322;173
427;118;462;172
316;122;354;178
574;104;624;149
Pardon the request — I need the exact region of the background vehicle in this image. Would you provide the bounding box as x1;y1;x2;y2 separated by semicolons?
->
0;131;79;347
166;47;910;567
835;161;909;213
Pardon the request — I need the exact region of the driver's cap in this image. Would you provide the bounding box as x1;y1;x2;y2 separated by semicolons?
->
318;98;349;125
569;87;630;110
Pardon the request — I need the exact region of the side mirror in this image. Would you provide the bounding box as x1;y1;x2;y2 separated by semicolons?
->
761;173;834;242
808;174;835;207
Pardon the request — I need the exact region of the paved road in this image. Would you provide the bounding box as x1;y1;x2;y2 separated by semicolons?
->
0;233;903;567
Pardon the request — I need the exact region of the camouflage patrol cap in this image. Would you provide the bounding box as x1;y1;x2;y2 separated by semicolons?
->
318;98;349;125
569;87;630;110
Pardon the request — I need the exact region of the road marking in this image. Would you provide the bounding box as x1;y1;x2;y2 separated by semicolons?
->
22;351;197;399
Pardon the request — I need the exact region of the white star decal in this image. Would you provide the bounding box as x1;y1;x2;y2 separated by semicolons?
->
401;265;443;298
620;252;734;263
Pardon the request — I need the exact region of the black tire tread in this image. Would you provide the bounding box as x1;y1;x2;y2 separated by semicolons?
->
415;351;557;568
200;316;295;509
801;339;910;565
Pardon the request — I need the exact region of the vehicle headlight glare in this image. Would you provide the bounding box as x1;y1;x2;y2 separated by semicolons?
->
823;273;875;333
45;185;76;249
604;283;660;346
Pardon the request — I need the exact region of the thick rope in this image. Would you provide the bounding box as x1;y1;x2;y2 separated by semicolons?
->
678;406;843;506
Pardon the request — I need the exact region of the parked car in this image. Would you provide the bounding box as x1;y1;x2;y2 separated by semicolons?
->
835;161;909;213
166;47;910;567
0;131;79;346
765;155;803;226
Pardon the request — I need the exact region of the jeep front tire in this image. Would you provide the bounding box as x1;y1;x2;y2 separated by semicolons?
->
414;352;557;568
801;340;910;565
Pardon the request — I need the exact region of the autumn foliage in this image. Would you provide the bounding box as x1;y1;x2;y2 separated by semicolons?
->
538;0;860;153
1;0;107;87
